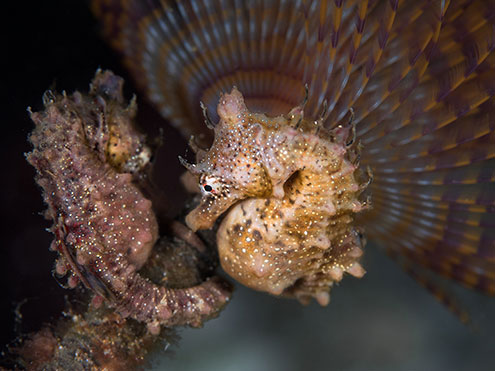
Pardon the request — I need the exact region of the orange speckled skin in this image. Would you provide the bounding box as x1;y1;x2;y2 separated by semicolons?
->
186;89;369;305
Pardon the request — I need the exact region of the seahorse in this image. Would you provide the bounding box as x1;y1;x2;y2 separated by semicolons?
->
93;0;495;303
27;70;231;333
180;88;369;304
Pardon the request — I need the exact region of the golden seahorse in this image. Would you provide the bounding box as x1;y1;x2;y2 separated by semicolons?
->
183;88;371;304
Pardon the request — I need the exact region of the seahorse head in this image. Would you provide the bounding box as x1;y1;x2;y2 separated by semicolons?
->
184;88;273;231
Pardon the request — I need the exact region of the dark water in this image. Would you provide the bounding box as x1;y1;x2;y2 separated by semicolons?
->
1;0;185;351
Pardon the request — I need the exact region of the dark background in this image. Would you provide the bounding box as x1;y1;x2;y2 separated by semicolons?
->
2;1;495;370
1;0;188;357
2;0;114;350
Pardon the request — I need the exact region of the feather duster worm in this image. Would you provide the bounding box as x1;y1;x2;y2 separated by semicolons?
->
92;0;495;301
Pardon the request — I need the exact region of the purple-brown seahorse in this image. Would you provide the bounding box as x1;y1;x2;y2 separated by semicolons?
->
183;88;370;305
27;70;231;333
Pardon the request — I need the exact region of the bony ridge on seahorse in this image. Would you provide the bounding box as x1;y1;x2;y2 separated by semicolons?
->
182;87;371;305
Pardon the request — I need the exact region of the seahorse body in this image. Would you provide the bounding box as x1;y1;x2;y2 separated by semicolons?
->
27;71;231;332
185;89;369;304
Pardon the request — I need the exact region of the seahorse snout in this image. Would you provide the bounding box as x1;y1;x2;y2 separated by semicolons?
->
185;192;241;231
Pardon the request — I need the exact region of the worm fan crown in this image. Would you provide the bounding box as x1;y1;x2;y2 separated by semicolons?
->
93;0;495;295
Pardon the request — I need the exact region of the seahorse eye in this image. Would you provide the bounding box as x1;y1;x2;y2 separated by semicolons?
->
200;175;224;195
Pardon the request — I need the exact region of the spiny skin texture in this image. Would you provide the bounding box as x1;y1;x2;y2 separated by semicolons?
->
93;0;495;300
15;235;227;370
26;70;231;333
185;89;368;304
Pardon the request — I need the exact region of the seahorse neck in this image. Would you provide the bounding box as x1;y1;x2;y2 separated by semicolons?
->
260;126;343;204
